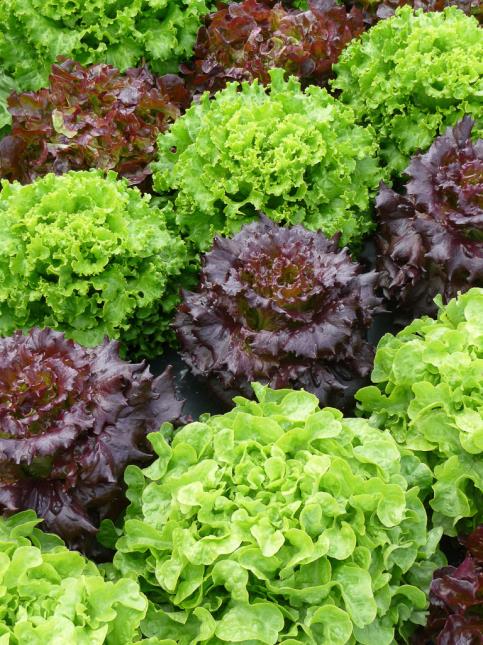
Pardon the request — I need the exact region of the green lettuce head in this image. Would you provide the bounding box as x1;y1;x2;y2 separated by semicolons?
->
0;510;148;644
109;384;443;644
0;170;187;356
357;288;483;536
152;69;382;251
0;0;215;129
332;6;483;175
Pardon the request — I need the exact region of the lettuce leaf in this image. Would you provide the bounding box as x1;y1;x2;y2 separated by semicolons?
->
415;525;483;643
344;0;482;27
0;0;216;129
0;327;183;554
175;217;381;411
181;0;364;95
375;117;483;323
0;59;189;188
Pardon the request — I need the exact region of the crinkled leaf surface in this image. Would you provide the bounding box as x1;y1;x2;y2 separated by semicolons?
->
152;68;382;251
0;327;183;553
182;0;364;94
333;7;483;174
175;217;381;411
375;117;483;322
0;170;187;356
1;59;189;188
0;0;217;129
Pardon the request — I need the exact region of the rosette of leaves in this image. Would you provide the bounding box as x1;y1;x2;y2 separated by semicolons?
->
375;117;483;323
152;69;382;251
0;327;183;554
0;510;148;644
180;0;364;95
357;289;483;537
108;384;444;644
343;0;482;27
175;218;381;411
0;170;187;355
332;7;483;175
0;0;216;130
0;58;190;188
415;525;483;643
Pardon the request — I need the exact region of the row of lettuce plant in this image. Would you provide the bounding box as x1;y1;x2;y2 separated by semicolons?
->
0;1;481;133
1;5;481;178
0;111;480;367
0;289;481;643
0;10;480;362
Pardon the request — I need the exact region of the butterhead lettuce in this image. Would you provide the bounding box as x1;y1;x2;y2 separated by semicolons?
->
0;510;148;644
108;384;444;644
357;289;483;536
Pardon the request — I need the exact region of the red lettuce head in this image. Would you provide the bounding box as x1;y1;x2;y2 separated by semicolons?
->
0;328;183;554
0;58;189;188
181;0;364;95
175;217;381;411
376;117;483;322
416;525;483;644
343;0;481;27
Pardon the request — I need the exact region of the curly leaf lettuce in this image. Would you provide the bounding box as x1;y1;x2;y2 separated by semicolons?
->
152;69;382;251
1;58;190;187
416;525;483;643
175;217;381;411
181;0;365;94
109;384;444;644
0;170;187;356
375;117;483;323
345;0;482;27
333;6;483;174
357;289;483;536
0;510;148;644
0;327;183;554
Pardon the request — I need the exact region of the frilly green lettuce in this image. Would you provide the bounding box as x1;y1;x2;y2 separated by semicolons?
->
0;510;148;644
333;6;483;174
357;289;483;536
107;384;444;644
0;170;187;356
152;69;382;251
0;0;216;129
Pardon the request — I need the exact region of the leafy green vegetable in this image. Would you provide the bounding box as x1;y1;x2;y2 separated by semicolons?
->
0;510;148;644
333;6;483;174
357;288;483;536
109;384;444;644
152;69;382;251
0;0;216;130
0;170;187;356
